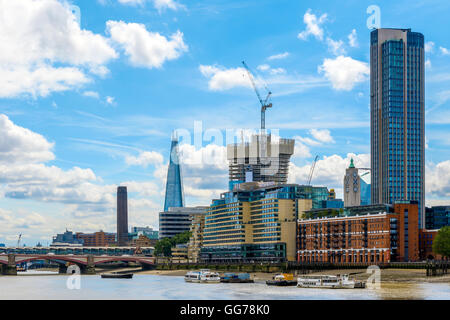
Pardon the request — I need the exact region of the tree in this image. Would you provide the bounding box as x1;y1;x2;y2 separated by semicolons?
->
154;238;173;257
154;231;192;257
432;226;450;259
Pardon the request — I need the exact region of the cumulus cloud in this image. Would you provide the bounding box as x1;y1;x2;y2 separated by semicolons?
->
310;128;334;143
298;9;328;41
326;37;346;56
426;160;450;198
318;56;370;91
107;20;188;69
199;65;252;91
0;114;54;164
126;151;164;167
0;0;118;98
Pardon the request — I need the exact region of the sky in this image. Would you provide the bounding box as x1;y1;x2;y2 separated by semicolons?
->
0;0;450;246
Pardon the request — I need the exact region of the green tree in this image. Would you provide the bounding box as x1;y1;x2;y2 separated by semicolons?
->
154;238;173;257
154;231;192;257
432;226;450;259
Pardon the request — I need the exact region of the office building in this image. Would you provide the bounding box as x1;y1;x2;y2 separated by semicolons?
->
52;229;83;246
117;186;128;246
163;135;184;211
129;226;159;240
171;244;189;263
425;206;450;230
187;208;207;263
159;206;207;239
227;133;294;189
201;182;307;263
370;28;425;228
297;201;419;263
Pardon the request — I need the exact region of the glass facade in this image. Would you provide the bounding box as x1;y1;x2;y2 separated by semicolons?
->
163;137;184;211
370;28;425;228
425;206;450;230
360;179;371;206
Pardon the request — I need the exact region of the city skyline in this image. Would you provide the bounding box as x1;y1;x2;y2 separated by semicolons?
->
1;0;450;246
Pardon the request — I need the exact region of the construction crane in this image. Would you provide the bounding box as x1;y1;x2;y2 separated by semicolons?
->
17;234;22;248
242;61;272;130
307;155;319;185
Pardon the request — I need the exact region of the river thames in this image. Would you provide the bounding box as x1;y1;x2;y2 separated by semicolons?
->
0;274;449;300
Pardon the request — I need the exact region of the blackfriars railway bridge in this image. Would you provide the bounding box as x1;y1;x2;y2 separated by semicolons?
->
0;246;155;275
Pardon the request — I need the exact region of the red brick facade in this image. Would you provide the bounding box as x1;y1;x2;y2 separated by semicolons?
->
297;203;419;263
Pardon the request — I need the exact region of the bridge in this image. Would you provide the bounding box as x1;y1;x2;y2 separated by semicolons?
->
0;254;155;275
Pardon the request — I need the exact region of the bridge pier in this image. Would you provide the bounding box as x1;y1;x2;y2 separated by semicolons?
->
141;263;155;271
58;264;68;274
1;254;17;275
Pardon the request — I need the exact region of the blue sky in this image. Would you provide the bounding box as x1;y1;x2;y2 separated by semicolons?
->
1;0;450;246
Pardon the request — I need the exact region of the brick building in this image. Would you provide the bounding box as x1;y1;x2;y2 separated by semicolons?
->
297;201;419;263
76;231;116;247
419;229;443;260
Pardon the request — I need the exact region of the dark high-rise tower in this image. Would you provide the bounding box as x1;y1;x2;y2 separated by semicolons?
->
163;135;184;211
117;186;128;246
370;28;425;228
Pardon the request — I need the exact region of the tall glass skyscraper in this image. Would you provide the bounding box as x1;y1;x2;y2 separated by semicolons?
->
163;135;184;211
370;28;425;228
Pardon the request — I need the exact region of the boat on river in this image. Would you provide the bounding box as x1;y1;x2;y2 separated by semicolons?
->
297;274;365;289
266;273;297;286
101;273;133;279
185;269;221;283
220;273;254;283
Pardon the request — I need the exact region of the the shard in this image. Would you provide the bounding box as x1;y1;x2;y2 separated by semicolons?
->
163;135;184;211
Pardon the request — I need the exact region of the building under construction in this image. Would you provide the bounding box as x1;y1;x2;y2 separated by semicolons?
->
227;133;294;189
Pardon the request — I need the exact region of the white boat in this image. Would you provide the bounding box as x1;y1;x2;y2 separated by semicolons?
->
297;274;364;289
184;269;220;283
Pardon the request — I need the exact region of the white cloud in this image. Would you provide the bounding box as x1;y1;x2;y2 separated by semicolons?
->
326;37;346;56
292;138;312;159
83;91;100;99
318;55;370;91
267;52;290;61
297;9;327;41
257;64;270;71
126;151;164;167
199;65;251;91
425;59;432;69
0;0;118;98
310;128;334;143
0;65;90;98
425;41;435;53
117;0;183;12
439;47;450;55
0;114;54;164
107;20;188;69
426;160;450;198
348;29;358;48
106;96;115;105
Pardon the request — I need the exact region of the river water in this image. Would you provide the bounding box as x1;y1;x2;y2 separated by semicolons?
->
0;274;449;300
